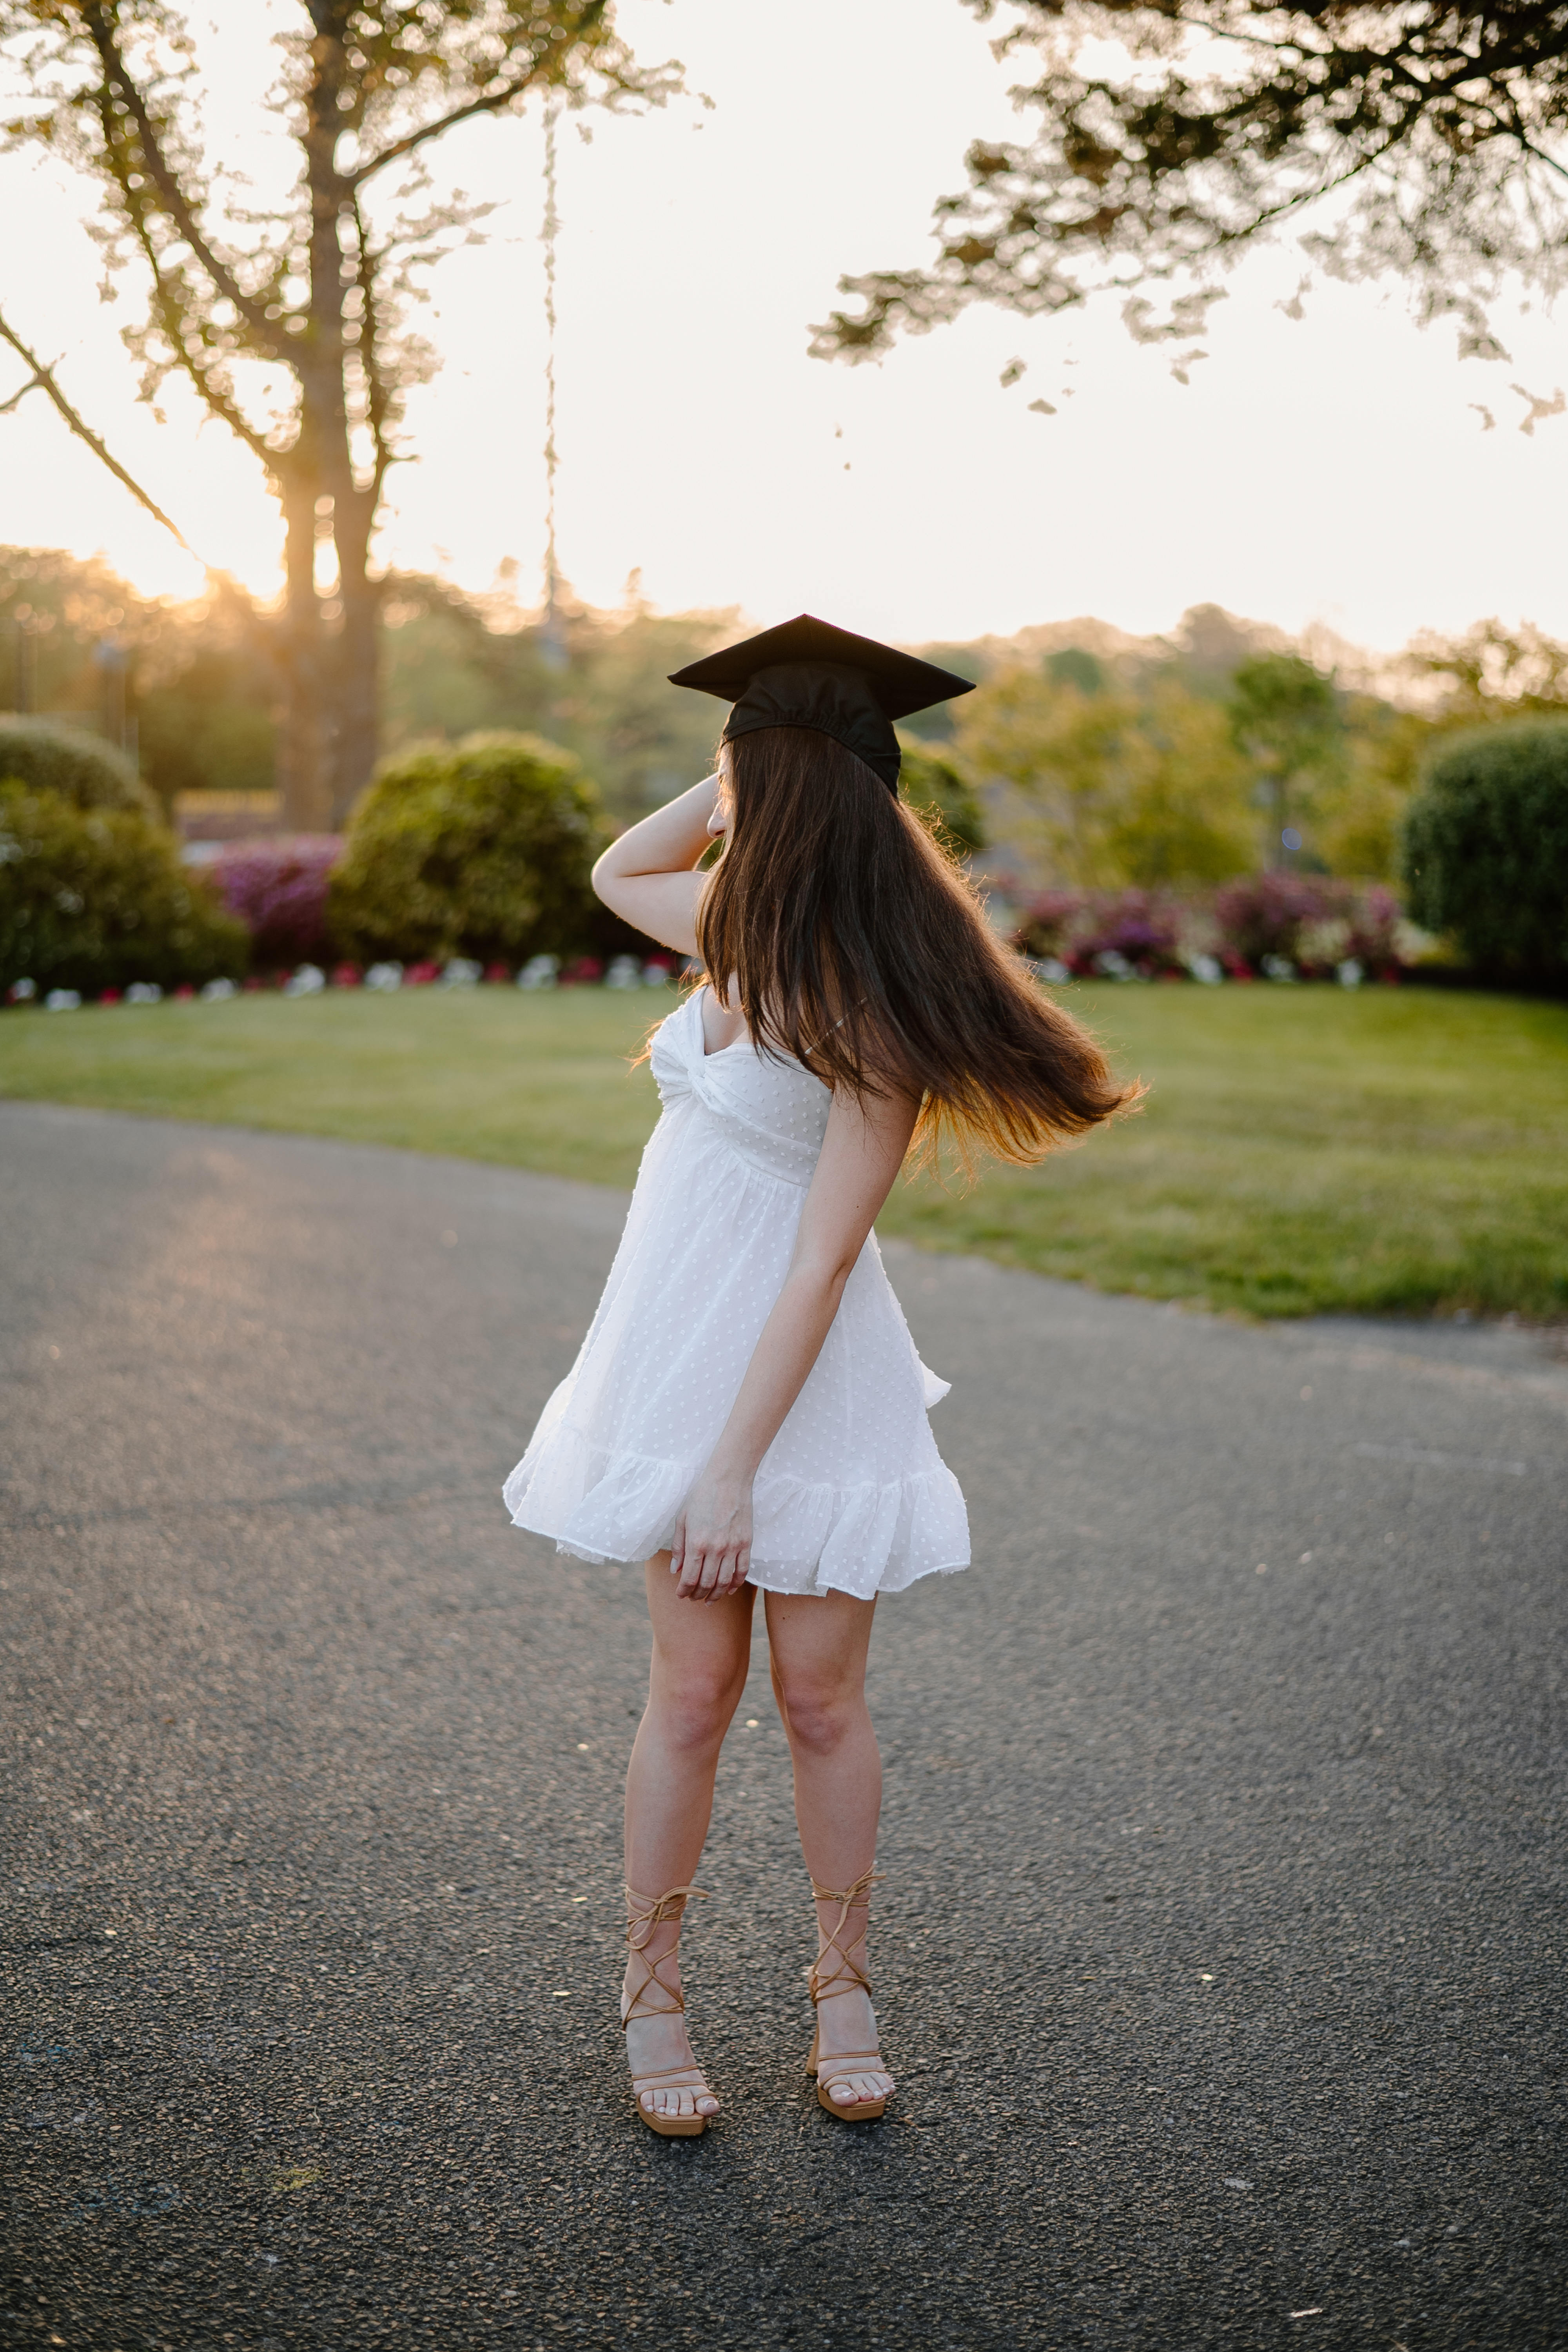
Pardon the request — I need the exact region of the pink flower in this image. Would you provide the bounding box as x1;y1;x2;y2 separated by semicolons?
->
211;836;343;970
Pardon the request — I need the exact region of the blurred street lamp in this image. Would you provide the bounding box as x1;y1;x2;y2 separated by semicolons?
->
93;634;129;753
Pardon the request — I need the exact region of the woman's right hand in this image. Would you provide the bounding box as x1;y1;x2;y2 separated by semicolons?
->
590;769;724;956
670;1464;754;1603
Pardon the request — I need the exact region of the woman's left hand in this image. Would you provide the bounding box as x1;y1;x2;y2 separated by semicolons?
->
670;1468;754;1602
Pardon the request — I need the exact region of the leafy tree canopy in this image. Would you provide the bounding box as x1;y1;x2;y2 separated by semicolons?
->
379;575;737;820
954;662;1257;886
1409;616;1568;716
897;740;987;854
0;4;678;824
814;2;1568;366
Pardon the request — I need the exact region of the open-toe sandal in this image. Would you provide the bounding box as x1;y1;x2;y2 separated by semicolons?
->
622;1882;717;2138
805;1866;891;2123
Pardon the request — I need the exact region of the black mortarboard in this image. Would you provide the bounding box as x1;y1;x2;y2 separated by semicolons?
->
668;613;976;791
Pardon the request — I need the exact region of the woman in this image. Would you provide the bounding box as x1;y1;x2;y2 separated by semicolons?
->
505;616;1135;2136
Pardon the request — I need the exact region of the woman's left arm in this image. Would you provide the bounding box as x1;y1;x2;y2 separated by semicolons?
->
669;1079;920;1601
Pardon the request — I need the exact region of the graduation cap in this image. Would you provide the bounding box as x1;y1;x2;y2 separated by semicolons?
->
668;614;976;792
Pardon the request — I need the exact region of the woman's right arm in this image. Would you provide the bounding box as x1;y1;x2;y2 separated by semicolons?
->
590;772;722;957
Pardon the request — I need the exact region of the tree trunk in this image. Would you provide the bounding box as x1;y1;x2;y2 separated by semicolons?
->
332;487;382;826
283;24;386;834
276;474;332;832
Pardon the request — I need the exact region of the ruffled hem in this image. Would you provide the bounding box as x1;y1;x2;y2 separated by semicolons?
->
503;1420;969;1601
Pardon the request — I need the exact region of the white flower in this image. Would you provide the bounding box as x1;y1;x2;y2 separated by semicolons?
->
1185;953;1224;985
1029;955;1072;985
439;957;482;989
364;961;403;992
200;977;238;1002
45;988;82;1011
642;961;672;988
1092;948;1134;980
283;964;326;997
1336;958;1364;989
605;955;642;990
517;954;560;991
125;982;163;1005
1394;918;1438;963
1261;955;1298;982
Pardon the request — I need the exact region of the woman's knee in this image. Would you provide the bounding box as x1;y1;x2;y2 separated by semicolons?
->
649;1661;744;1753
772;1670;864;1756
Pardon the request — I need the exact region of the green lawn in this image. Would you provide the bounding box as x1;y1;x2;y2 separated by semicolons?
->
3;981;1564;1320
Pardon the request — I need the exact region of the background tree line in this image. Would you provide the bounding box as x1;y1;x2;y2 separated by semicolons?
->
8;541;1567;897
0;544;733;823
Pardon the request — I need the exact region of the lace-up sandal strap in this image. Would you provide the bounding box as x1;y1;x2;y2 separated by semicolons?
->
630;2061;712;2091
817;2049;886;2080
622;1881;708;2024
807;1866;883;2005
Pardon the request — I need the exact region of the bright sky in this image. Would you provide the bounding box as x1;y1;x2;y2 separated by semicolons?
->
2;0;1566;655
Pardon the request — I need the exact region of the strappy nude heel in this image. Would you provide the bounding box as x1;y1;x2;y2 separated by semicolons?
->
622;1882;718;2137
805;1866;892;2123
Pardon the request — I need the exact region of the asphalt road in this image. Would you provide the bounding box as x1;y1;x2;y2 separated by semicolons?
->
3;1101;1565;2352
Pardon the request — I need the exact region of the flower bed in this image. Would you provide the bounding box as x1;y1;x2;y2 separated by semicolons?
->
1008;878;1419;984
210;836;343;971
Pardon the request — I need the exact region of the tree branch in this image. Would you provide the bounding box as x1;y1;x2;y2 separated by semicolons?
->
349;71;547;188
0;355;56;417
109;124;279;470
0;307;201;557
347;8;606;190
349;191;396;494
80;0;282;351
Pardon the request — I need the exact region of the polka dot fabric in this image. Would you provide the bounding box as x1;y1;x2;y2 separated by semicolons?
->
503;987;970;1599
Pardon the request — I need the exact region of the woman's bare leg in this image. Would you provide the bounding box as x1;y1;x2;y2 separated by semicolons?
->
621;1554;755;2121
764;1589;893;2109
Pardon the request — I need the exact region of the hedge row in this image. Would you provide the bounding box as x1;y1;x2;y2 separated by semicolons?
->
5;713;1566;999
0;730;630;997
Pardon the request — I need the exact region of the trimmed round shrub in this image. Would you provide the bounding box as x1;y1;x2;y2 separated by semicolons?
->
1403;720;1568;978
212;836;342;971
0;784;250;995
328;733;608;967
0;717;158;817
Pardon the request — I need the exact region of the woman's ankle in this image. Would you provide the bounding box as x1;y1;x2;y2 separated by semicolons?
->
622;1944;682;2017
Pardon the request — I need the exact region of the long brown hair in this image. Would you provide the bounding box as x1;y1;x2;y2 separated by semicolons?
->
695;726;1141;1168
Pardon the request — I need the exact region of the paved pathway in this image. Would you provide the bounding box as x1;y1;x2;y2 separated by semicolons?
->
3;1102;1565;2351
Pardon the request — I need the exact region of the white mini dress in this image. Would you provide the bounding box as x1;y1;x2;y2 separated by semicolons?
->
503;987;970;1599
